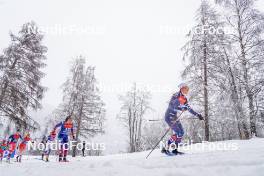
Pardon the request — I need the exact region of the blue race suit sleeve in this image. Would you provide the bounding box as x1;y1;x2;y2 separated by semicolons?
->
54;122;62;130
54;122;62;129
8;135;13;144
169;96;180;112
165;96;180;126
185;103;198;117
71;127;74;137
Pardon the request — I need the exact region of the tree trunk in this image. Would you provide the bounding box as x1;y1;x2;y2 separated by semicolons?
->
224;48;250;139
202;16;210;141
72;97;84;157
236;3;257;137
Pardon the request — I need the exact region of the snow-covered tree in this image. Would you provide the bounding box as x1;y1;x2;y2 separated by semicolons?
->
117;83;151;152
182;0;225;141
55;56;105;157
215;0;264;136
0;21;47;131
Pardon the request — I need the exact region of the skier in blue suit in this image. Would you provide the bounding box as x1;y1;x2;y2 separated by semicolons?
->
162;83;204;155
53;115;75;162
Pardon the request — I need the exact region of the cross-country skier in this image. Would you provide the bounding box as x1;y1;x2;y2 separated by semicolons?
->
162;83;204;155
53;115;75;162
7;130;23;162
16;133;32;162
42;130;56;162
0;139;8;162
82;141;86;157
40;135;47;160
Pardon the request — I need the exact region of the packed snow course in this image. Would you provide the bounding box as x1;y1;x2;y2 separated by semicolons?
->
1;138;264;176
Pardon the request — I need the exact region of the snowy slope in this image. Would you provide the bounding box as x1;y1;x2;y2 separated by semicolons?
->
1;138;264;176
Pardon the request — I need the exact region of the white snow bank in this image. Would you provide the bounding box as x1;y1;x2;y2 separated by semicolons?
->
1;138;264;176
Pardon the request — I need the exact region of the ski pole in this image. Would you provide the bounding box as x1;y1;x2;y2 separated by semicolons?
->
148;116;197;122
146;111;184;159
148;119;162;122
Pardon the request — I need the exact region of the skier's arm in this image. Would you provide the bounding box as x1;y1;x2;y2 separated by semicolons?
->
169;96;182;112
71;127;75;140
184;103;204;120
7;135;14;144
184;103;198;117
54;122;62;131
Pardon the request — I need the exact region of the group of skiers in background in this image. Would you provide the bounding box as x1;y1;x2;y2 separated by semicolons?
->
1;83;204;161
0;129;32;163
0;115;75;163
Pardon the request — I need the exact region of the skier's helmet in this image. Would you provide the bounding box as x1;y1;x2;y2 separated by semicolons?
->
178;83;189;95
178;83;189;90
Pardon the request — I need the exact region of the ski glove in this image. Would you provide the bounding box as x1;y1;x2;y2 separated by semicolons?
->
197;114;204;120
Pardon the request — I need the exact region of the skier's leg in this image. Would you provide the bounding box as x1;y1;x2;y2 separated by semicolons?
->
18;144;26;162
42;143;46;160
7;143;16;162
59;143;63;162
169;121;184;154
63;145;68;161
0;150;3;163
46;148;51;162
162;112;176;153
82;149;84;157
46;153;49;162
62;137;69;162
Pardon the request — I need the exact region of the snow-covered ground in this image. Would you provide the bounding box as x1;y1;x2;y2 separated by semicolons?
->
1;138;264;176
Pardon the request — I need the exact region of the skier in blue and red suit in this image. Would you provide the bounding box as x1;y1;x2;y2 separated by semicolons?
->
162;83;204;155
42;130;56;162
7;129;23;161
53;115;75;162
0;139;8;162
17;133;32;162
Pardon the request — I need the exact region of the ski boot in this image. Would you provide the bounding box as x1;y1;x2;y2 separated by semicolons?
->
161;147;170;154
6;157;11;163
63;157;69;162
171;148;178;155
16;155;22;162
59;154;63;162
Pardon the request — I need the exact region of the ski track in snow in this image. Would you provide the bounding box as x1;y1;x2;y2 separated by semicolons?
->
1;138;264;176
